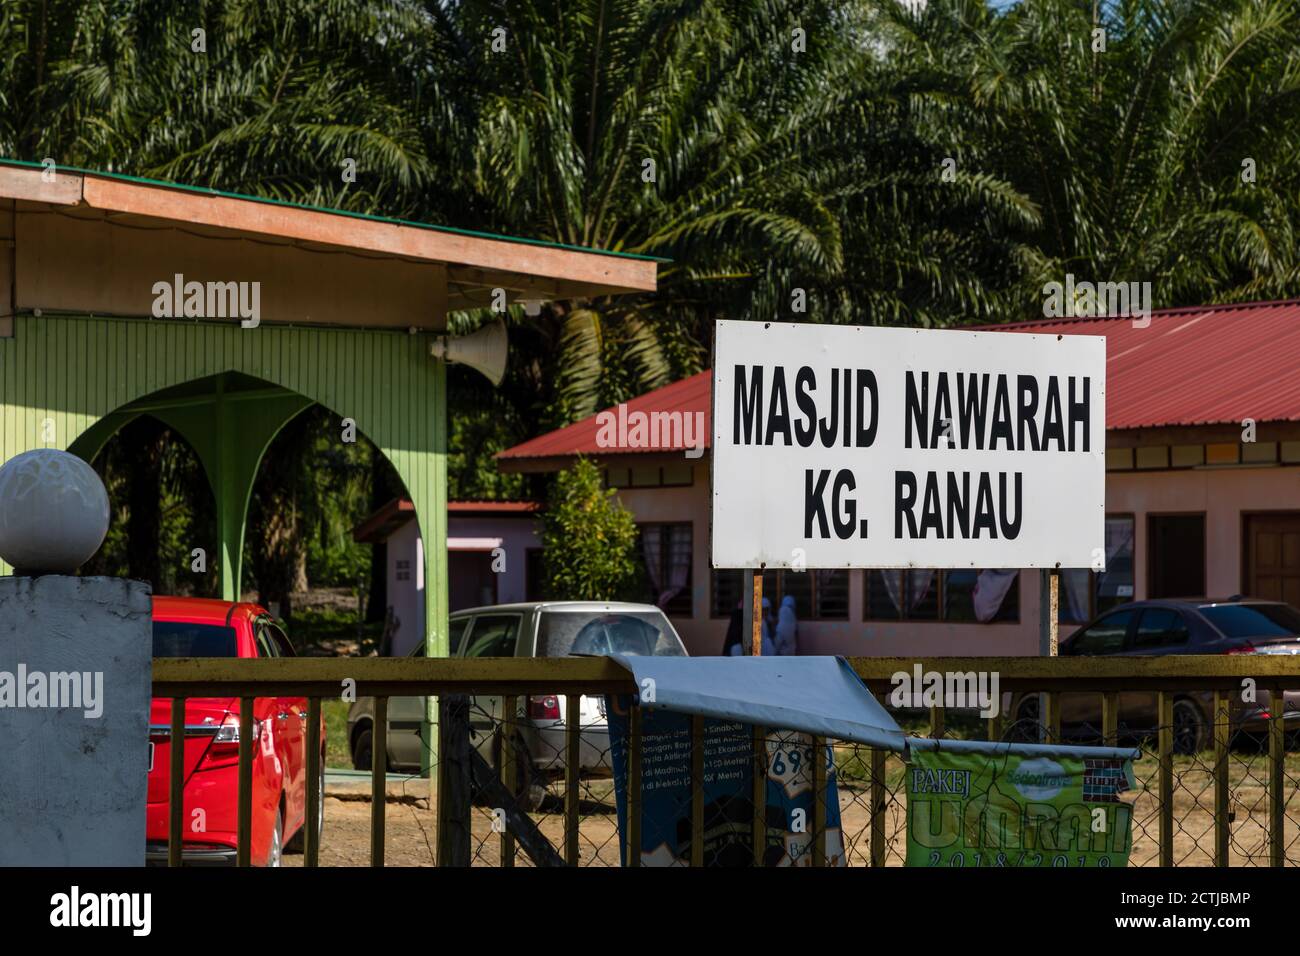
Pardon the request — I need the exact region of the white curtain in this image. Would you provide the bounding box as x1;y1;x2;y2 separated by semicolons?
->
641;525;663;600
880;569;905;613
973;570;1018;622
908;570;935;611
662;528;692;607
1099;517;1135;594
1062;569;1091;623
1062;518;1135;622
643;525;691;609
879;569;936;614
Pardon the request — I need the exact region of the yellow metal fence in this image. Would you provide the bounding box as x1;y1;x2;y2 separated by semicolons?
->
151;655;1300;867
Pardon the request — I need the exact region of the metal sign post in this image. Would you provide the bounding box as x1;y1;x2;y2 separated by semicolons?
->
1038;568;1060;744
742;569;764;656
1039;568;1060;657
741;570;753;653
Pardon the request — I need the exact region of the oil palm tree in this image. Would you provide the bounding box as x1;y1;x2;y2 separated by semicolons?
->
9;0;435;212
430;0;1035;434
870;0;1300;316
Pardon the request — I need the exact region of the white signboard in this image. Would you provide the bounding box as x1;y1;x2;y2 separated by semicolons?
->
711;321;1105;569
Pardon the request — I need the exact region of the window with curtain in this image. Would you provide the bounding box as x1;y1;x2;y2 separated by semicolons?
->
711;567;744;618
765;569;812;619
639;523;693;617
865;569;1018;622
864;570;938;621
1060;515;1136;624
710;569;847;620
815;569;850;619
945;570;1019;623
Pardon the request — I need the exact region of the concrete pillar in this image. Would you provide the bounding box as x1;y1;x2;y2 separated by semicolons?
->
0;575;151;865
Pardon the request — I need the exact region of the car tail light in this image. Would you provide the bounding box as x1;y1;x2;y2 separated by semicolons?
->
528;695;561;720
1226;643;1258;655
208;713;259;758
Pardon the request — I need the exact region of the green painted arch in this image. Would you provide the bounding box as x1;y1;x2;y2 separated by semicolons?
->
68;410;142;465
0;314;449;655
69;380;317;601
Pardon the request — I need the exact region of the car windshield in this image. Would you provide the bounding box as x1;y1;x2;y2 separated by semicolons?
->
152;621;239;657
537;609;687;658
1201;604;1300;639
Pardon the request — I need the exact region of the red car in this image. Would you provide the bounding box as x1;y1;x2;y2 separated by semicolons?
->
146;597;324;866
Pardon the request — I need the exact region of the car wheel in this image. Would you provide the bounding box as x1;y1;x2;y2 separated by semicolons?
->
266;808;283;868
352;725;376;771
1172;698;1208;755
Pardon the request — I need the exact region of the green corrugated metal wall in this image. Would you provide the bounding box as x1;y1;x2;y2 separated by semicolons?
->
0;314;449;656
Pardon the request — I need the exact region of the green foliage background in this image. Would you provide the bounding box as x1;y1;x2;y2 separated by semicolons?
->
8;0;1300;626
539;459;640;601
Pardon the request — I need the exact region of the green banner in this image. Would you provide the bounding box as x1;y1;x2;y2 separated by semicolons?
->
906;749;1135;867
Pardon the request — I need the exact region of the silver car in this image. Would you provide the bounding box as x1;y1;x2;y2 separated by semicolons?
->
347;601;688;807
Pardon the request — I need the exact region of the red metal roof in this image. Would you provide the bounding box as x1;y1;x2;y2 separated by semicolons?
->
447;500;540;514
352;497;416;543
497;370;712;460
497;299;1300;463
353;498;539;542
987;298;1300;429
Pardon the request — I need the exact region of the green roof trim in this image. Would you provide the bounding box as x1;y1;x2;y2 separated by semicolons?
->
0;157;669;264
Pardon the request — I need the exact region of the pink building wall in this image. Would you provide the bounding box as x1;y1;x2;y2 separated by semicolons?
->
609;462;1038;658
1107;465;1300;600
385;513;539;657
447;514;540;605
609;456;1300;658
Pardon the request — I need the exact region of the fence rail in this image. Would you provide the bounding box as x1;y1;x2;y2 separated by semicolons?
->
151;655;1300;868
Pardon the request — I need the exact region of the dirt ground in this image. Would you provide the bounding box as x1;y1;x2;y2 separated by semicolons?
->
284;783;624;868
286;766;1294;867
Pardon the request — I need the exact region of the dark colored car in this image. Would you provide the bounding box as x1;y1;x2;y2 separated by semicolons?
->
1007;598;1300;753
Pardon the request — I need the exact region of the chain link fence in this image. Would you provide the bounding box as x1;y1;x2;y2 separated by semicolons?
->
430;689;1300;867
152;656;1300;867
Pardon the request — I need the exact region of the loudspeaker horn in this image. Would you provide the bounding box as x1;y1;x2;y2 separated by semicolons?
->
430;319;509;386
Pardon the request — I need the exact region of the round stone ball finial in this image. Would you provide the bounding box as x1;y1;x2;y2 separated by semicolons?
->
0;449;110;575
